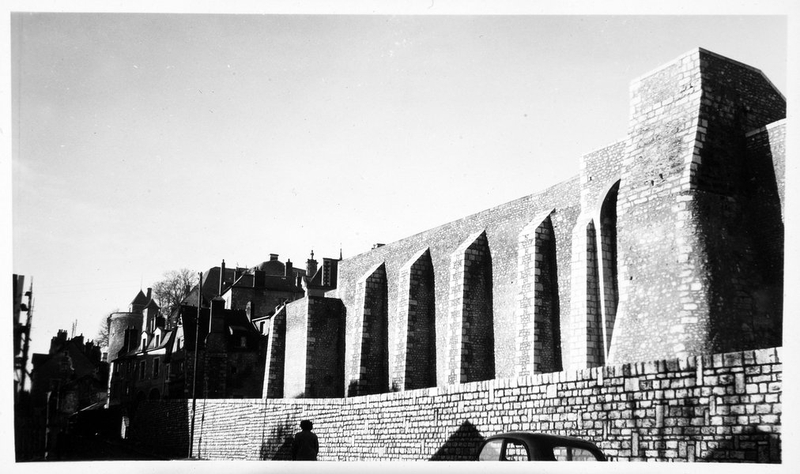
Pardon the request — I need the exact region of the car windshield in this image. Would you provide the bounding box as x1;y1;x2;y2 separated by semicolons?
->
551;445;601;461
478;439;530;461
504;441;528;461
478;439;503;461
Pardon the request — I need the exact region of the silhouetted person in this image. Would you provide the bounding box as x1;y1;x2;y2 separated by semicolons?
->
291;419;319;460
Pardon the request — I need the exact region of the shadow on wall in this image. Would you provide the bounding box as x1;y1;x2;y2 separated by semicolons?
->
700;123;784;354
347;380;358;398
642;394;781;463
703;426;780;463
259;415;296;461
742;138;783;350
429;420;485;461
127;401;191;459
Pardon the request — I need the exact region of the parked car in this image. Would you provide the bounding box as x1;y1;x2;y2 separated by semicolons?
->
477;432;607;461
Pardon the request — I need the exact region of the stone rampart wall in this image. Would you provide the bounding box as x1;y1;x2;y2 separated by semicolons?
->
328;49;786;390
130;346;782;463
334;177;582;386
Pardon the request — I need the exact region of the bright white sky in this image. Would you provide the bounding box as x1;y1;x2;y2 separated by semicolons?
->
5;3;794;363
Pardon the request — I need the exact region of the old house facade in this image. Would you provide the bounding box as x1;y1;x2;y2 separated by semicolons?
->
29;331;108;457
107;255;306;409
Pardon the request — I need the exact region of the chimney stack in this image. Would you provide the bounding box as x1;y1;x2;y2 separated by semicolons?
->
322;258;339;288
209;298;226;334
285;259;293;278
270;253;279;261
50;330;68;355
306;250;318;278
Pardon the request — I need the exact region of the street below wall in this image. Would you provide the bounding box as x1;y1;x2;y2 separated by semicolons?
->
18;434;169;462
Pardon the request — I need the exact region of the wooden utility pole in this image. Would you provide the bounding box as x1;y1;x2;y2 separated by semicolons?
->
189;271;202;459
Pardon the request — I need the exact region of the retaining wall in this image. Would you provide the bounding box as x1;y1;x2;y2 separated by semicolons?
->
129;346;781;462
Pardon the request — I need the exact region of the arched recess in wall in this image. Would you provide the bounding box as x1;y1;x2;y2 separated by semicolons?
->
394;248;436;391
597;180;620;360
585;220;605;367
515;212;561;376
349;263;389;396
446;230;494;384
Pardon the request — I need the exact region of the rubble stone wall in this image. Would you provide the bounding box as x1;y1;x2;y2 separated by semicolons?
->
131;346;781;463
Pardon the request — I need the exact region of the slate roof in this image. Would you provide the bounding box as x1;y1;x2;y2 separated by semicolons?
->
255;259;285;276
145;328;175;353
226;271;304;294
179;305;211;350
179;263;306;312
30;339;102;379
175;267;234;309
31;353;50;368
225;310;261;335
307;267;323;287
130;290;149;306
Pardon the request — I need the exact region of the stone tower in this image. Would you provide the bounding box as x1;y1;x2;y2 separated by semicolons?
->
587;48;785;365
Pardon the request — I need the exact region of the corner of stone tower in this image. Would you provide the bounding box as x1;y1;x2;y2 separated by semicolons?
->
607;47;785;365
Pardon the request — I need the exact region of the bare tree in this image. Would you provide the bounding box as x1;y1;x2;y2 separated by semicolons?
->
96;319;109;348
96;310;118;348
152;268;198;317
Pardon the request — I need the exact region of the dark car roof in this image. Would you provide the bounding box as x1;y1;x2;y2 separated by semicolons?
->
484;432;606;459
